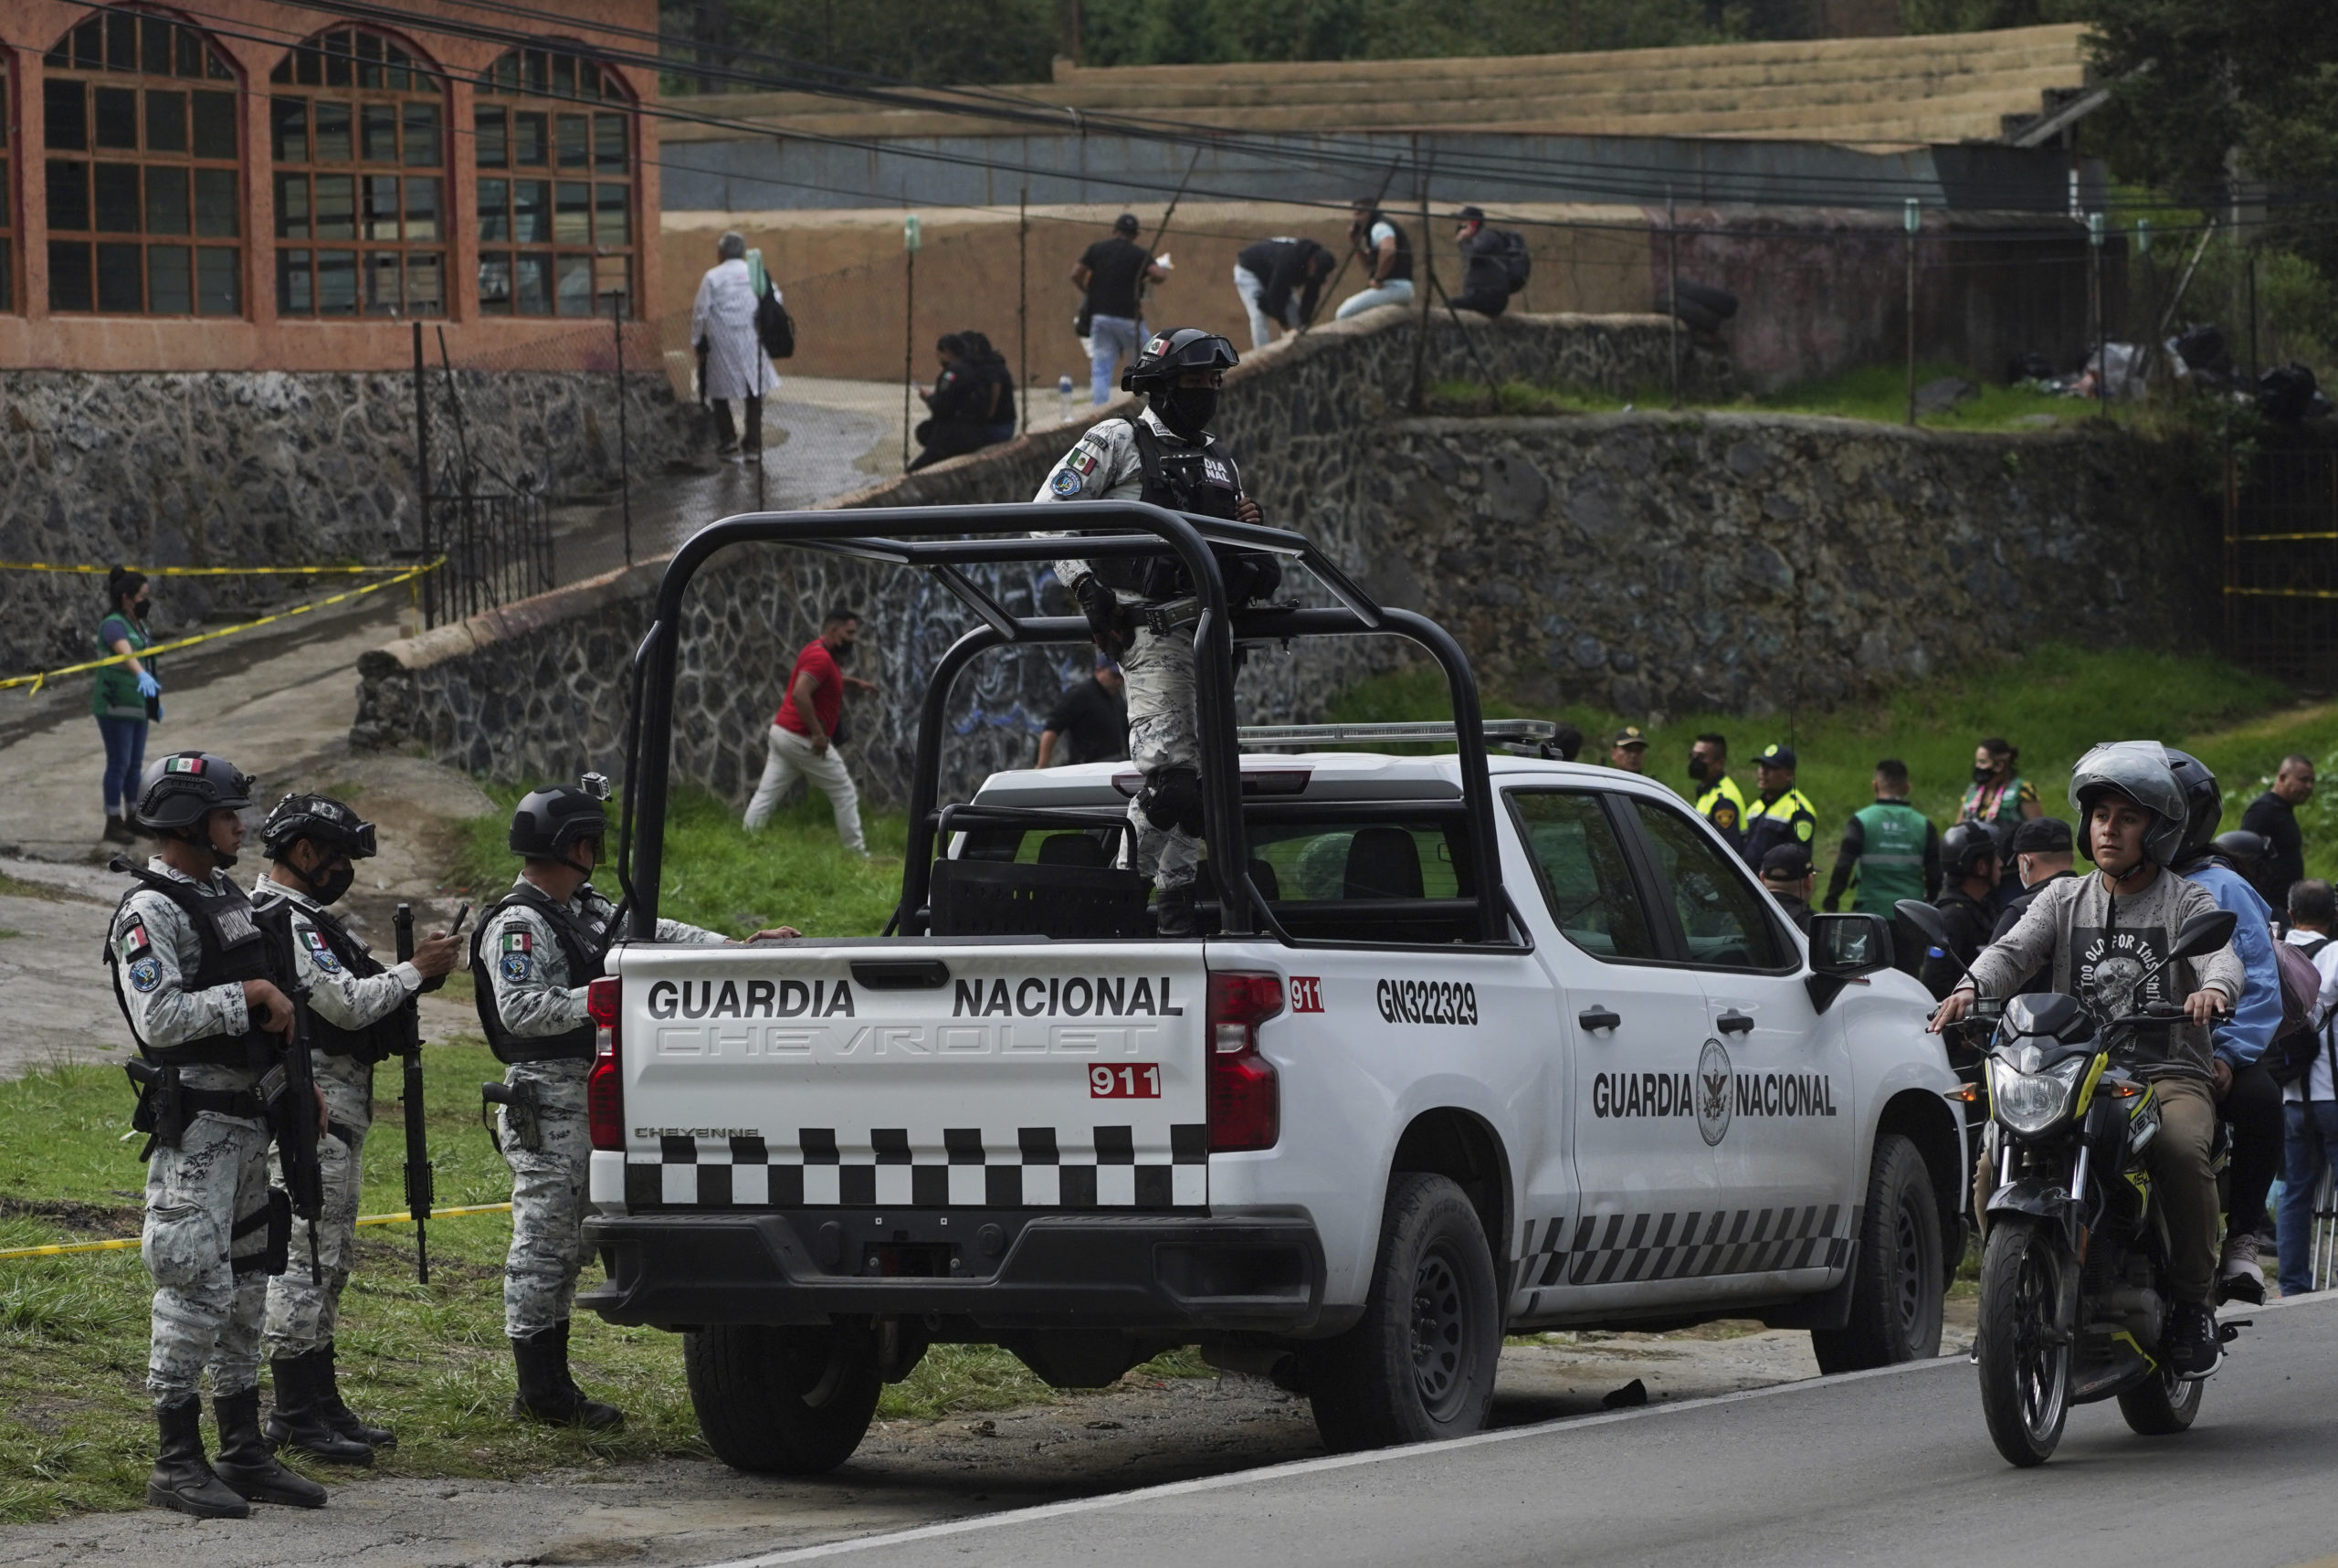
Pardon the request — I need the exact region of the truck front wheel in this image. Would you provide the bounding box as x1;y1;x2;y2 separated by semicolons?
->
1304;1172;1501;1452
684;1323;881;1474
1811;1131;1944;1374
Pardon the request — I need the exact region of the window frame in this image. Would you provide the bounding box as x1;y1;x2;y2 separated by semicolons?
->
267;26;450;321
1501;787;1668;969
0;64;16;315
472;44;636;320
41;6;244;319
1608;790;1803;976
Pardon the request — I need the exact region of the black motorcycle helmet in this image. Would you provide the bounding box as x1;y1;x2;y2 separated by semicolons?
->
1942;821;1998;879
134;752;256;860
2162;747;2222;861
1120;327;1238;396
510;773;611;875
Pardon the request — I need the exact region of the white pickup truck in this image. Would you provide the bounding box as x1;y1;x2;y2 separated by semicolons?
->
577;504;1964;1471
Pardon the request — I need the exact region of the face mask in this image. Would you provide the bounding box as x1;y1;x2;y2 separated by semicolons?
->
1687;757;1711;784
1154;385;1217;438
828;637;856;665
1973;765;1997;786
310;862;356;906
132;598;152;618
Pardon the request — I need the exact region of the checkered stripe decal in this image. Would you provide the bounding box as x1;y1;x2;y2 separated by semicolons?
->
624;1125;1208;1211
1510;1203;1857;1298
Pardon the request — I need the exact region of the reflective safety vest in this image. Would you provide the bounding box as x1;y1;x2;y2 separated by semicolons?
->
1850;800;1932;913
1742;787;1817;867
1694;775;1748;844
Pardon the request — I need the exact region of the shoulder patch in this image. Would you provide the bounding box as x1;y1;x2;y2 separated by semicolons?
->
115;921;152;963
127;956;163;994
300;927;343;976
500;950;533;983
1068;443;1103;477
1049;468;1085;498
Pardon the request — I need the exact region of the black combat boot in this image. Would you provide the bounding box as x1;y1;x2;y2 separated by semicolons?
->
1154;882;1198;937
213;1387;329;1508
265;1352;374;1465
315;1343;395;1449
146;1396;250;1519
511;1321;625;1429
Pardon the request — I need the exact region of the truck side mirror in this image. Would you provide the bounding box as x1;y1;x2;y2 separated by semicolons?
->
1806;912;1893;1012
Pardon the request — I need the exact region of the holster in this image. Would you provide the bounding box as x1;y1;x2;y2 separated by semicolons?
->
482;1080;542;1154
126;1059;184;1161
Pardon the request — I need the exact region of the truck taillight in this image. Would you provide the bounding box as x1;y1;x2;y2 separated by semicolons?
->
1207;971;1283;1152
586;976;623;1152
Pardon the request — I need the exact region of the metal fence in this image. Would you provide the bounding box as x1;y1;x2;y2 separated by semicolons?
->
416;489;553;627
2225;439;2338;688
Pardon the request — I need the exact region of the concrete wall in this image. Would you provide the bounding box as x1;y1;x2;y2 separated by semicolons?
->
664;201;2113;395
350;307;1731;805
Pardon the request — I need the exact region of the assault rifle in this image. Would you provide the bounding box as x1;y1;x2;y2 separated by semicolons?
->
263;912;325;1280
394;903;436;1284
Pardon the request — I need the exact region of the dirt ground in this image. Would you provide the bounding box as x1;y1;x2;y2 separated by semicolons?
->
0;1311;1978;1568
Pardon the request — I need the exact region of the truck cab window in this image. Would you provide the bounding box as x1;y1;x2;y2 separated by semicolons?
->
1507;791;1656;960
1627;800;1789;971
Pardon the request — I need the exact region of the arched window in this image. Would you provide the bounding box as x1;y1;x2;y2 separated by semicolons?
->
474;46;634;318
269;28;447;318
1;69;16;312
42;8;242;316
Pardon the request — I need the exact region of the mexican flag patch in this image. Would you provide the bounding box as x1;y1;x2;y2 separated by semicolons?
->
501;931;532;954
163;755;205;775
116;921;151;961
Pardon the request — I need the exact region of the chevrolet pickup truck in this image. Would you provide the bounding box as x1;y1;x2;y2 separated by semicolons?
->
576;503;1964;1471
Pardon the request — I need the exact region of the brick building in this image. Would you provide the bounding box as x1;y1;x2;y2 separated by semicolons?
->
0;0;661;372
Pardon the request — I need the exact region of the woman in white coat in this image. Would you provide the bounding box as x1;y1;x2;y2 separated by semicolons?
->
691;231;782;462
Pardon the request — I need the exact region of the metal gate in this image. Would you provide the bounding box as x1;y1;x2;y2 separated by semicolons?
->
406;322;557;628
2225;440;2338;688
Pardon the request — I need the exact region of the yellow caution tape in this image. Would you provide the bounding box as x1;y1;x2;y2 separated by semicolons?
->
2226;586;2338;602
0;1201;514;1261
0;558;443;695
0;562;416;576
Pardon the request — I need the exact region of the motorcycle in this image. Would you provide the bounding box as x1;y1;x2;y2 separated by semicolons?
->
1899;900;2244;1468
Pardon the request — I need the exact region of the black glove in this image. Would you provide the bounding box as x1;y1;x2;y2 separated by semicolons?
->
1074;574;1133;657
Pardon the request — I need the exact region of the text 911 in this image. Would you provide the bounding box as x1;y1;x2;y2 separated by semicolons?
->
1090;1064;1162;1099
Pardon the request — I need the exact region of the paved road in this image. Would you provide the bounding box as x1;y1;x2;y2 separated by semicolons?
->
720;1294;2338;1568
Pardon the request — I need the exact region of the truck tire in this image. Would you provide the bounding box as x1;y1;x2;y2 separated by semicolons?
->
1304;1172;1501;1452
683;1324;880;1475
1811;1132;1944;1374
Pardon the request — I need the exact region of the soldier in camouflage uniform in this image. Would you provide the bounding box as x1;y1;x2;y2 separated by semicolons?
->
251;794;461;1464
474;778;797;1426
104;752;327;1518
1035;327;1278;935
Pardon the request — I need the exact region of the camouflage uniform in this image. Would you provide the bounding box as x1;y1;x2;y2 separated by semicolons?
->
112;860;276;1405
251;877;421;1357
478;879;719;1337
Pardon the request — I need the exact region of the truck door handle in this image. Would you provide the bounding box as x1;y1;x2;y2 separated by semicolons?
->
1577;1006;1622;1033
1716;1009;1755;1035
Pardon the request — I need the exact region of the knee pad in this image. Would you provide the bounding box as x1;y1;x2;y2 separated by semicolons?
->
1137;765;1206;836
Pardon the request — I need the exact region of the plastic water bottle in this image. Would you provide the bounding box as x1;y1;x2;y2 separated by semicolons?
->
1058;373;1075;425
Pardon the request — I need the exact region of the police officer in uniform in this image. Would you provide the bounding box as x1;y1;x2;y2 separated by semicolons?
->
1823;758;1941;977
1919;822;2001;1000
476;778;798;1426
1687;733;1747;849
104;752;326;1518
1760;842;1816;932
1739;742;1817;869
251;795;461;1463
1034;327;1281;935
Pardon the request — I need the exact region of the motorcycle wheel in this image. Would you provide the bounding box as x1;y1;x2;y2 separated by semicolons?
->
2116;1359;2205;1436
1976;1215;2072;1467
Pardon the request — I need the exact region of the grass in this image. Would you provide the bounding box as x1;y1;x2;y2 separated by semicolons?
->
1328;642;2338;887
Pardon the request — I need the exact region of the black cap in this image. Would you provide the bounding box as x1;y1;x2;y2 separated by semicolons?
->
1757;742;1796;769
1452;205;1485;224
2010;816;2074;854
1610;726;1648;750
1113;213;1141;235
1761;843;1813;879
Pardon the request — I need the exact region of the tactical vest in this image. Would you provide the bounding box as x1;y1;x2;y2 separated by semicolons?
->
256;888;402;1064
1851;801;1932;913
471;883;609;1064
1089;419;1247;597
1361;211;1413;284
106;868;279;1068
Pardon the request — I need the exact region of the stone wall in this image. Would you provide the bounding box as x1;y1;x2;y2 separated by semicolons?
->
0;368;699;680
351;307;1732;807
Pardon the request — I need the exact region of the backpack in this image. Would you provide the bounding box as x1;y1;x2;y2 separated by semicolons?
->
2265;933;2332;1086
1491;228;1532;294
754;281;795;360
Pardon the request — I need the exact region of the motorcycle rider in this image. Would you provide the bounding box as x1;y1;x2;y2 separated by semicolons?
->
2165;749;2286;1306
1933;741;2242;1376
1034;327;1280;936
1919;823;2000;1001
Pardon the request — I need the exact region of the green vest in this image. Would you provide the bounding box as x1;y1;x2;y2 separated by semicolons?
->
91;613;152;721
1851;800;1930;912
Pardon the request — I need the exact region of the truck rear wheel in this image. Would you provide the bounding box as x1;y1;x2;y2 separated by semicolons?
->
1811;1131;1944;1374
683;1324;880;1475
1305;1172;1501;1453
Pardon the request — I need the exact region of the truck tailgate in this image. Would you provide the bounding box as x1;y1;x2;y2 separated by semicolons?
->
605;943;1209;1214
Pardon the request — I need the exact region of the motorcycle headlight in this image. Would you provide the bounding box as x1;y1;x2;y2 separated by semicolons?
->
1988;1055;2090;1137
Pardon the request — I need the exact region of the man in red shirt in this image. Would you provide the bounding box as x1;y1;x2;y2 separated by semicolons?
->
744;608;875;854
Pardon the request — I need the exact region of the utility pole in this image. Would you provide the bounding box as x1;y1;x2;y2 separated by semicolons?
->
902;214;920;471
1903;198;1920;427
